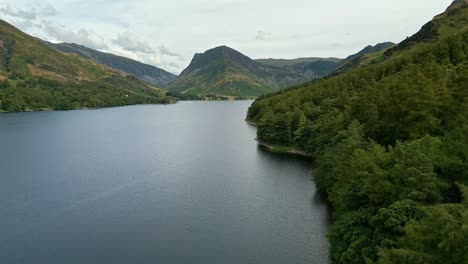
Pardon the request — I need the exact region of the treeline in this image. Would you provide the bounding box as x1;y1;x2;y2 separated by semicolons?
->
166;91;252;101
0;76;172;112
166;91;201;101
247;31;468;263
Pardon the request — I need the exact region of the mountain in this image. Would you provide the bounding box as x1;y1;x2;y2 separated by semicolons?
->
0;20;171;112
341;42;395;63
167;44;397;98
256;57;341;81
332;42;395;75
384;0;467;56
49;42;177;87
166;46;280;97
247;1;467;264
256;43;396;81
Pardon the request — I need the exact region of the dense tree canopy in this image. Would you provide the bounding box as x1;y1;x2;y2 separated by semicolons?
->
247;30;468;263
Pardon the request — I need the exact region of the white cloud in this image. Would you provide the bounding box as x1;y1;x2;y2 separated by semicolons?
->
255;30;272;41
0;4;58;20
43;23;108;50
112;31;155;54
0;3;106;50
0;0;453;74
0;6;38;20
41;4;59;17
159;44;182;58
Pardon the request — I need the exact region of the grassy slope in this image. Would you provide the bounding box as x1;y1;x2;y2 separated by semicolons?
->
168;53;275;97
0;20;170;112
50;42;177;87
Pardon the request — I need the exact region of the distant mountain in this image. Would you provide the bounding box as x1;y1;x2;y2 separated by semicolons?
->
256;57;341;81
168;43;400;97
257;43;397;83
341;42;395;63
167;46;281;97
49;42;176;87
333;42;395;75
0;20;171;112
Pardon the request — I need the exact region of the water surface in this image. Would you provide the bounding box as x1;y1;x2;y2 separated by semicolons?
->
0;101;329;263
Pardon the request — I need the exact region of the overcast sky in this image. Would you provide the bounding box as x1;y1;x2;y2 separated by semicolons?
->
0;0;452;74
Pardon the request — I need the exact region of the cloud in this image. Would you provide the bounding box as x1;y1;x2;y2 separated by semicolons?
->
255;30;272;40
10;19;37;30
159;44;182;58
0;4;107;50
41;5;59;17
0;6;38;20
0;4;58;20
112;31;155;54
43;23;108;50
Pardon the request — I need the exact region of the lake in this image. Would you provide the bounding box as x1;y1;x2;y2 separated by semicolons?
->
0;101;329;264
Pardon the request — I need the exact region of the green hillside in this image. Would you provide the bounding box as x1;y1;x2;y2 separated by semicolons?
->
247;1;468;263
167;44;400;99
167;46;278;97
256;57;341;81
256;57;341;67
50;42;177;87
0;20;171;112
332;42;395;75
257;43;395;80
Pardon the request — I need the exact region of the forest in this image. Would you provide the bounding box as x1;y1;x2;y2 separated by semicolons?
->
247;30;468;263
0;77;173;112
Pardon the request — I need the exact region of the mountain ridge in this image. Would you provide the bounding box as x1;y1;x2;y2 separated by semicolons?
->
49;42;177;87
167;45;279;97
169;42;398;97
0;19;171;112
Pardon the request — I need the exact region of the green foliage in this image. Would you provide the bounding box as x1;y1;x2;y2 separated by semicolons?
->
0;77;171;112
166;91;201;100
378;204;468;264
247;23;468;264
0;20;171;112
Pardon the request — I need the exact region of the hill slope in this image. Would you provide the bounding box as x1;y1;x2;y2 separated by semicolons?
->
168;43;399;98
256;57;341;81
341;42;395;63
49;42;176;87
166;46;280;97
247;1;467;263
256;43;395;80
332;42;395;75
0;20;171;112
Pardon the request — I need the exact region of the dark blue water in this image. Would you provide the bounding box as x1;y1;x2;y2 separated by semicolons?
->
0;101;329;264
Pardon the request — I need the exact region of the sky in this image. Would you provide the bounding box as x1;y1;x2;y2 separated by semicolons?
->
0;0;453;74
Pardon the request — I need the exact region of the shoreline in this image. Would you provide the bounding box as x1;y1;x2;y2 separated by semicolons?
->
245;119;257;126
245;119;313;157
0;101;177;114
255;138;314;158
